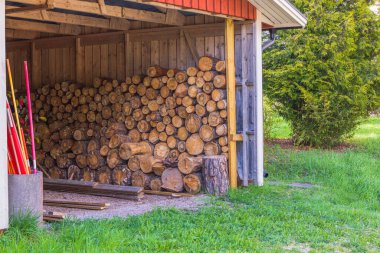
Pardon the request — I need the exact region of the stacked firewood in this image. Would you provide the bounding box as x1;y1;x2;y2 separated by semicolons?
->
30;56;228;194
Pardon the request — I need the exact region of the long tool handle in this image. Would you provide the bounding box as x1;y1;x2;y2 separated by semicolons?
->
24;61;37;174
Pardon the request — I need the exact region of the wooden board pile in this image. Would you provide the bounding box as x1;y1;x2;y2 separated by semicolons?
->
31;56;228;194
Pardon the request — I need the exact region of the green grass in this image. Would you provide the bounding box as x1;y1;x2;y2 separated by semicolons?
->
1;118;379;252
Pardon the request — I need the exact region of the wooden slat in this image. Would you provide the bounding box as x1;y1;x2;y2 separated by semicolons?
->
108;43;117;79
125;33;132;77
92;44;101;80
150;40;159;66
31;42;41;89
76;38;84;84
48;48;56;84
84;45;93;85
116;42;125;81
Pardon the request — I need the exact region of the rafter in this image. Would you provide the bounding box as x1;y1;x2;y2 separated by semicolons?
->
6;18;82;35
6;28;40;39
7;0;185;26
6;7;130;31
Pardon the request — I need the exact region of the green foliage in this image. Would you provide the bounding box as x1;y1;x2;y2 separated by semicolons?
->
263;0;380;147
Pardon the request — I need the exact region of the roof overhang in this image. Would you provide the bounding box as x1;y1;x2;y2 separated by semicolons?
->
249;0;307;29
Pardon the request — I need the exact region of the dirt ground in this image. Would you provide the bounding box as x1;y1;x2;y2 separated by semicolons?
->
43;190;209;219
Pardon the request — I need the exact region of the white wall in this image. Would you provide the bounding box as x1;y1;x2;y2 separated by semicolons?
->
0;1;9;230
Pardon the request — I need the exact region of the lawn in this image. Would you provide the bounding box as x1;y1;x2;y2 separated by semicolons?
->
1;117;379;252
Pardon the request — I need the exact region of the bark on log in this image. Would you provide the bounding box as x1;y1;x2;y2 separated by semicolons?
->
202;155;229;196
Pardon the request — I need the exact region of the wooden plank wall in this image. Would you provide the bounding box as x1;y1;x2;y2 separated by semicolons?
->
6;46;31;92
5;17;255;90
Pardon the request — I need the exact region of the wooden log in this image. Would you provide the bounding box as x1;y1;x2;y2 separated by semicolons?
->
109;134;131;149
203;82;214;94
127;156;140;172
56;154;73;169
139;155;164;174
208;111;222;127
198;56;219;71
177;141;186;153
96;167;112;184
175;71;188;83
183;173;202;194
167;78;178;91
147;65;168;77
195;77;205;88
195;105;206;117
107;149;121;169
177;127;189;141
199;125;216;142
68;165;80;180
213;75;226;88
167;136;177;149
215;60;226;73
174;83;188;98
216;124;228;136
149;177;162;191
154;142;170;159
49;167;66;180
204;142;221;156
119;142;152;160
73;128;88;141
186;66;199;77
112;165;132;185
132;170;154;189
87;151;105;170
185;114;201;134
186;134;204;155
128;129;141;143
203;156;229;196
161;168;184;192
211;89;226;102
60;139;74;153
203;71;217;82
196;93;210;106
206;100;217;112
100;145;110;157
179;155;202;175
167;149;180;163
167;69;179;78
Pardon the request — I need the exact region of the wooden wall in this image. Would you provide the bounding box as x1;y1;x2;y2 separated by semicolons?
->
6;16;255;91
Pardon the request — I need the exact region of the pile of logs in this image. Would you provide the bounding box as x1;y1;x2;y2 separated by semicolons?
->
30;56;228;194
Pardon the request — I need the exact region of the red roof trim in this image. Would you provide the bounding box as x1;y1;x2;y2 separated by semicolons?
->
151;0;256;20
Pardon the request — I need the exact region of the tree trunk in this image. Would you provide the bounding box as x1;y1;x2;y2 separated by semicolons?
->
202;155;229;196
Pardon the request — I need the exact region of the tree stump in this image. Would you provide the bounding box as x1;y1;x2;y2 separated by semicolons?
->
202;155;229;196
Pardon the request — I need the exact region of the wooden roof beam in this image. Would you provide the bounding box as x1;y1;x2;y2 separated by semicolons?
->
7;0;184;26
6;28;40;39
6;18;82;35
6;8;130;31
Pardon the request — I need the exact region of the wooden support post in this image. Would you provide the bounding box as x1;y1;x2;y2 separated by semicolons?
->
225;19;237;189
253;11;264;186
76;37;84;84
0;0;9;230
